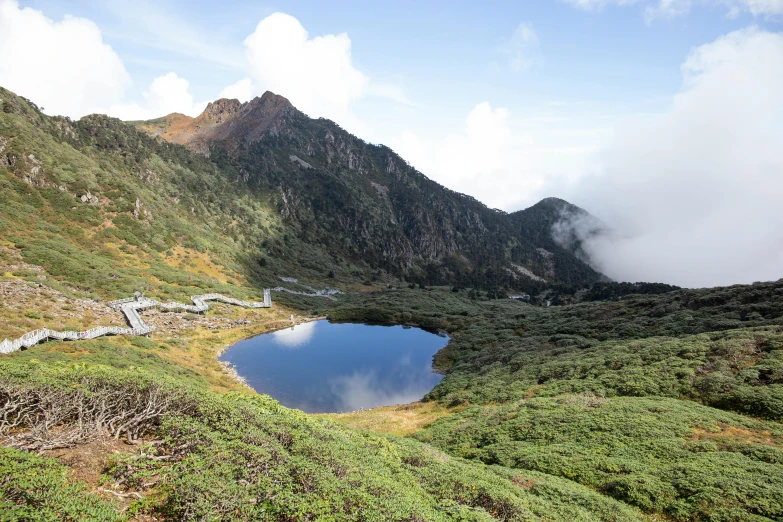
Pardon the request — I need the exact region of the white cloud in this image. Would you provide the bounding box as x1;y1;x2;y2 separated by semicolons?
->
0;0;130;118
0;5;407;128
329;371;431;412
564;0;783;19
215;12;411;131
107;72;207;120
500;23;540;72
0;2;205;122
644;0;692;21
391;103;609;211
730;0;783;16
563;27;783;287
271;321;317;348
218;78;254;102
238;12;369;125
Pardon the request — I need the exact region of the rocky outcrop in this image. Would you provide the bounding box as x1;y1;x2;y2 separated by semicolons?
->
148;92;298;157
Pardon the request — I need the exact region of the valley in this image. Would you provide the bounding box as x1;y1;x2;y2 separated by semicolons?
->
1;85;782;521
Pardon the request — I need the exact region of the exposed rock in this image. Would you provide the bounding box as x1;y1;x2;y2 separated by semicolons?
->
21;153;48;186
536;248;556;279
79;191;100;205
507;263;547;282
0;136;11;166
129;91;604;287
289;155;312;169
138;168;159;185
132;198;153;220
147;92;297;156
53;118;77;140
0;278;126;340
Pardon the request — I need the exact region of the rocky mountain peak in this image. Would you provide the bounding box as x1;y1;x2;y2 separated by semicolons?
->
194;92;294;129
137;91;299;155
253;91;294;111
197;98;243;125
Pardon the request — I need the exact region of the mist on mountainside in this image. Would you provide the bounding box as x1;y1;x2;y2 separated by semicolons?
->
550;28;783;288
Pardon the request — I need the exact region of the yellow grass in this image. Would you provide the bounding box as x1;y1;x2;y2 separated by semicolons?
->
163;246;242;285
320;401;463;437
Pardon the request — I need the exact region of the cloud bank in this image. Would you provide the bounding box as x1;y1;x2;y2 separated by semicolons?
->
0;0;129;118
329;370;432;412
0;1;207;120
562;27;783;287
0;5;380;124
216;12;407;131
271;321;318;348
108;73;207;120
392;101;608;211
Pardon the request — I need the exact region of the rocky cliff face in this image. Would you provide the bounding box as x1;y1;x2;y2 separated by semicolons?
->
135;92;604;288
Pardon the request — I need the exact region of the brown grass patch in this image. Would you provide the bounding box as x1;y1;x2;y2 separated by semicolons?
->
692;425;778;445
46;437;128;487
320;401;463;437
512;476;537;490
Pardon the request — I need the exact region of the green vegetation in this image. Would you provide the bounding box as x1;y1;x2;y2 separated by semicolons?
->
0;86;370;304
0;448;123;522
417;396;783;521
0;361;653;521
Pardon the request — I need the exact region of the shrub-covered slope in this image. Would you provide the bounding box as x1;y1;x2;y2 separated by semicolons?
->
417;396;783;521
0;361;654;521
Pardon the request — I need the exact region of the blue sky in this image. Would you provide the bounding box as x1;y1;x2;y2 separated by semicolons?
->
1;0;782;286
17;0;774;109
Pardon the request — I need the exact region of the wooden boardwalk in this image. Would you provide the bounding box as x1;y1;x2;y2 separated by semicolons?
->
0;290;272;355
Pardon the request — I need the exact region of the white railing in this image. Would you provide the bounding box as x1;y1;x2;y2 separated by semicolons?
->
1;290;272;355
107;296;137;307
271;286;342;301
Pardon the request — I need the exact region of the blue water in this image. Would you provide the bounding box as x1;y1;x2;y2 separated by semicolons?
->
220;320;448;413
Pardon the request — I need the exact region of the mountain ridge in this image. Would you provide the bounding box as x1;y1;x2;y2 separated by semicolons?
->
132;90;605;289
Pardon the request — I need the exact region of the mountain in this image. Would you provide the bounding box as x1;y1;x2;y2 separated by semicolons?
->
1;84;602;299
133;92;604;289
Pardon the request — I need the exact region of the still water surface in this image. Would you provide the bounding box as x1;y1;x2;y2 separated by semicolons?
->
220;320;448;413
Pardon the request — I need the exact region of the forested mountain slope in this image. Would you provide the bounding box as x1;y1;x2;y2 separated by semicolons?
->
134;91;604;288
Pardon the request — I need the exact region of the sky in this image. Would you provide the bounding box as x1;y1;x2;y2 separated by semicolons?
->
0;0;782;287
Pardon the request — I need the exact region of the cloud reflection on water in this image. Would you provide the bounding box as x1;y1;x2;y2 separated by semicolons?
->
270;320;317;348
329;370;430;412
